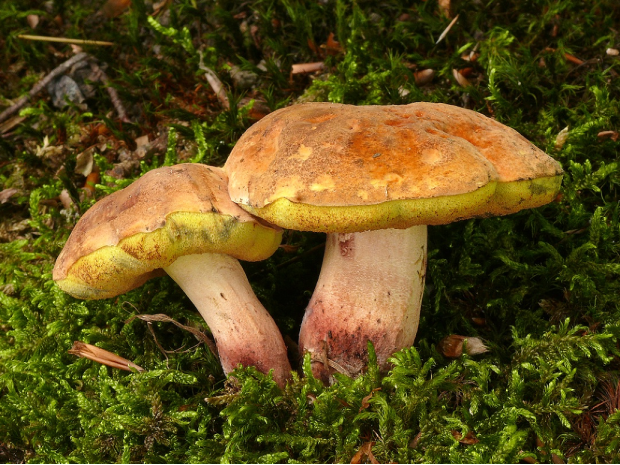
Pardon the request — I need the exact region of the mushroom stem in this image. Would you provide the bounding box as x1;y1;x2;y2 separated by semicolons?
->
164;253;291;387
299;225;427;383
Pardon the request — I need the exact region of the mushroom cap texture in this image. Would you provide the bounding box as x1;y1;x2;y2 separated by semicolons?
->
53;164;283;299
225;102;564;233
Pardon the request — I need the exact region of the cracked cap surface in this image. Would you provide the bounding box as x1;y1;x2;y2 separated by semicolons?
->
53;164;282;299
224;102;564;233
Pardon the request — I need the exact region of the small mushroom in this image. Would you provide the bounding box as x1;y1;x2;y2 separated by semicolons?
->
224;102;563;383
53;164;291;386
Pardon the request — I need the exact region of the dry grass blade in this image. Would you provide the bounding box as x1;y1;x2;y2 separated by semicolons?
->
125;313;218;357
17;35;114;46
436;14;459;44
69;341;144;372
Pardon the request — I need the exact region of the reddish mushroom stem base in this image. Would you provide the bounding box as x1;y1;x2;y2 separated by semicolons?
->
164;253;292;387
299;225;427;384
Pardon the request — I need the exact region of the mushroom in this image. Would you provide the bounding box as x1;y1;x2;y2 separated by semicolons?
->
53;163;292;386
224;102;563;383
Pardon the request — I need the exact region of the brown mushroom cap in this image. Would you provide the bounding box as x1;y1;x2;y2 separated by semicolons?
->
225;102;563;233
53;164;282;299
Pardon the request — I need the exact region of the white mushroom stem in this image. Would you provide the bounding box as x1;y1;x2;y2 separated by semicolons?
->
298;225;427;383
164;253;291;387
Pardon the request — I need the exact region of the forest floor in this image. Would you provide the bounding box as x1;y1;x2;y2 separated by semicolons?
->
1;0;620;463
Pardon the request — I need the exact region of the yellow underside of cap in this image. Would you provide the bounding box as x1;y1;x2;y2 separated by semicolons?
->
242;175;562;233
242;182;497;233
486;175;563;215
56;211;282;300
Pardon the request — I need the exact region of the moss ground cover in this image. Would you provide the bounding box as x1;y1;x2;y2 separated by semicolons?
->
1;0;620;462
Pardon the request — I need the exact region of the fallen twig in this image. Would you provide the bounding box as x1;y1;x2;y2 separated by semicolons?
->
544;47;585;65
291;61;325;74
0;52;131;124
88;60;130;123
198;50;230;109
0;52;88;124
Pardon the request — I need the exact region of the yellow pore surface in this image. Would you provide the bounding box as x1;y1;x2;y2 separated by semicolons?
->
241;175;562;233
56;211;282;300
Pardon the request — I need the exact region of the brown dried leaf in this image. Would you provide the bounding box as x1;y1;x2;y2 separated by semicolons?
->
100;0;132;18
307;38;321;57
82;171;100;198
438;0;451;18
461;51;480;62
555;126;570;150
74;148;94;176
440;335;488;358
452;430;479;445
414;69;435;86
452;68;471;87
409;431;422;449
359;388;381;413
152;0;172;15
322;32;343;55
26;14;39;29
135;134;150;148
350;442;378;464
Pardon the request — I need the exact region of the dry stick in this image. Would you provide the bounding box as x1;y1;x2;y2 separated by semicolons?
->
0;52;89;124
291;61;325;74
88;60;130;123
197;50;230;110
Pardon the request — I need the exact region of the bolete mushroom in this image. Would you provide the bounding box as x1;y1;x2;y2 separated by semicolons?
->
53;163;291;386
224;102;563;383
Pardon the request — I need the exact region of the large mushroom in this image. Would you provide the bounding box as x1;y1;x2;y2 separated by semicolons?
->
224;102;563;383
53;163;292;386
